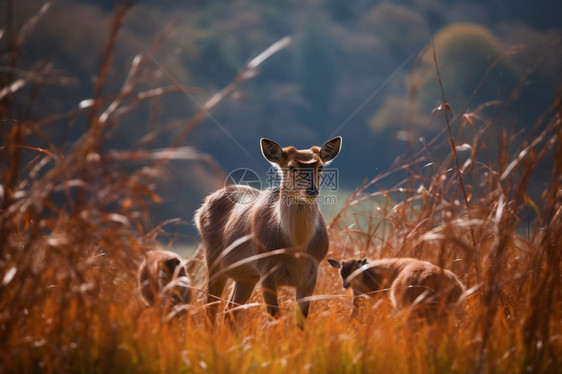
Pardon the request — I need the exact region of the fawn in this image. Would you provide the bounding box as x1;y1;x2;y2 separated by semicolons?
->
328;257;465;321
137;249;191;309
195;137;342;327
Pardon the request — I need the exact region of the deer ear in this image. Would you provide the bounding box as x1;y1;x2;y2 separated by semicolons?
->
163;258;180;273
327;259;341;269
320;136;342;163
261;138;284;164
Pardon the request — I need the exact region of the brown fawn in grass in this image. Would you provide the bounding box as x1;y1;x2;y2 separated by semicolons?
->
137;250;192;309
195;137;342;327
328;257;465;321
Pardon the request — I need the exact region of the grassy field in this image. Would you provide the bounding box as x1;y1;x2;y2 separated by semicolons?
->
1;6;561;374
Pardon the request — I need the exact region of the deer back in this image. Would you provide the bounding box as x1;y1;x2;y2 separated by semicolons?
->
389;260;465;308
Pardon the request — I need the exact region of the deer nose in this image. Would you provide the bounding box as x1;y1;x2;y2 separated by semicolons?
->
306;186;319;197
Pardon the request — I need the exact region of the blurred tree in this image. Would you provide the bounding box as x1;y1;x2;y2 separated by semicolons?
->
322;0;356;22
364;2;428;59
6;0;561;243
416;23;516;115
6;0;112;146
368;95;432;139
293;23;339;129
499;24;562;85
468;0;562;31
192;33;239;87
369;95;409;134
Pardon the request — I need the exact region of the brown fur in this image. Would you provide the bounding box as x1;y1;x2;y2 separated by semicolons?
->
137;250;192;309
195;137;342;327
328;257;465;321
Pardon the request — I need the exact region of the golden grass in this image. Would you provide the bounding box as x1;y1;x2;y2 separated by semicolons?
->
1;4;561;373
2;112;560;373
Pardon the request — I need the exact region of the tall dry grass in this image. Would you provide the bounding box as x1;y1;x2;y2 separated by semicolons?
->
1;3;561;373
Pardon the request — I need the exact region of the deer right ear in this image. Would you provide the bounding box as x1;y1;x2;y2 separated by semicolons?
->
320;136;342;163
261;138;284;164
327;259;341;269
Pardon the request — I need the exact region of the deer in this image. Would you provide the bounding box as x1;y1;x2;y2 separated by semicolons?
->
327;257;465;322
137;249;192;310
195;136;342;327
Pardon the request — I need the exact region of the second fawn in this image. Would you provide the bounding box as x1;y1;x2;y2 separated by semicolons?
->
328;257;465;321
195;136;342;327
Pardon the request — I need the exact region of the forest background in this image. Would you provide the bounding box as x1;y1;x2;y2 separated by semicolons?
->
6;0;562;246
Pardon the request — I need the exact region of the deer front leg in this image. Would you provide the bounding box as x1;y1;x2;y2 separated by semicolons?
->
206;275;227;326
261;277;279;319
225;278;258;326
350;293;363;322
295;277;317;329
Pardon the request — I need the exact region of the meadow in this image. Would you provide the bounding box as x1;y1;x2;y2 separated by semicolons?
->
1;5;561;374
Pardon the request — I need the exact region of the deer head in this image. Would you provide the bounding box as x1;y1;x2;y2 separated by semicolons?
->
261;136;342;203
328;258;370;289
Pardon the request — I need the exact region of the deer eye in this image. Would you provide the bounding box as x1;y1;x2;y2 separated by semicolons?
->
289;166;297;173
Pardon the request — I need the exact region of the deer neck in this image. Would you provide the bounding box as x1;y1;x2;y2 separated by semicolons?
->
276;193;319;248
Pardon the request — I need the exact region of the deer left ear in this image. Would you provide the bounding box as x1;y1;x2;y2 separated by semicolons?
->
320;136;342;163
327;259;341;269
163;258;180;273
261;138;284;164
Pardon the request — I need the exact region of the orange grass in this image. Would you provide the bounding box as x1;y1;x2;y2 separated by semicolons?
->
1;4;561;373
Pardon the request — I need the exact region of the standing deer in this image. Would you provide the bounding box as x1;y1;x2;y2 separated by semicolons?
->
137;249;192;309
195;137;342;327
327;257;465;321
